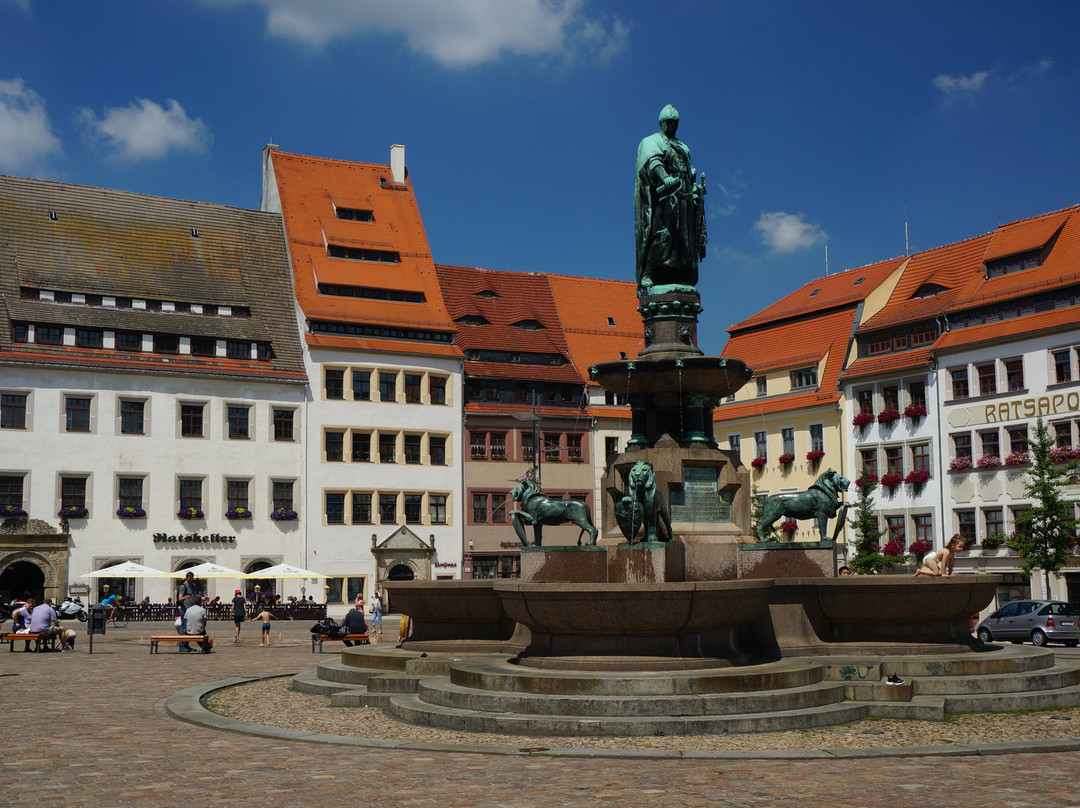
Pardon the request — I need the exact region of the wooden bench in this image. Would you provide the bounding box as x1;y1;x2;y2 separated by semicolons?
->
0;632;57;652
311;633;369;653
150;634;209;654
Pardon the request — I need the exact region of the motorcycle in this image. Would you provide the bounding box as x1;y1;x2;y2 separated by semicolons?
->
58;596;87;622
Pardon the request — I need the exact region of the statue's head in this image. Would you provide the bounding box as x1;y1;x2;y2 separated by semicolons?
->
659;104;679;135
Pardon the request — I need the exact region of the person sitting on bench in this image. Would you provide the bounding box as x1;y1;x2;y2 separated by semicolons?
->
181;595;213;654
339;602;368;646
29;598;70;650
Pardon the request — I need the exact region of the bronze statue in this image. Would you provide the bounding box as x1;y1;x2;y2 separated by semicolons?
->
509;476;598;547
634;104;707;297
754;469;851;542
614;460;674;543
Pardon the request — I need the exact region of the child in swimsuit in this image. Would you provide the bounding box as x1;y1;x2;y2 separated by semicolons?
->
253;608;273;646
913;534;965;577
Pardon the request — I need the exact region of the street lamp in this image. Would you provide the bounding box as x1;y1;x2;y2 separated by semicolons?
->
511;408;542;485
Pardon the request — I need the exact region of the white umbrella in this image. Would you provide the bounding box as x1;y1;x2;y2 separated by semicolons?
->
244;563;326;579
80;561;167;578
167;562;246;578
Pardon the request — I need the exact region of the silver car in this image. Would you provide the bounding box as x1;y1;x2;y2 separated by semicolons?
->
976;600;1080;647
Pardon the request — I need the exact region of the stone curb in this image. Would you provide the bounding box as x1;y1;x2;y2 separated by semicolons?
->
166;672;1080;760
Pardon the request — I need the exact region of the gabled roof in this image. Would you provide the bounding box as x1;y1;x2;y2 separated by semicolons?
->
545;274;643;381
266;149;461;349
0;174;306;381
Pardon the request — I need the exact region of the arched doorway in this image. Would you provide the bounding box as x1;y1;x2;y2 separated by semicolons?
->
388;564;415;581
244;560;275;605
0;560;44;604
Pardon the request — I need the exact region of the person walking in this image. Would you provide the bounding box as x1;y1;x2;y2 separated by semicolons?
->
253;607;273;646
177;571;198;651
369;590;383;636
231;589;247;643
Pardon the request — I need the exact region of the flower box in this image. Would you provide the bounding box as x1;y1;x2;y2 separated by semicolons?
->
907;539;933;557
117;507;146;519
779;519;798;533
882;538;907;557
806;449;825;464
778;453;795;466
58;506;89;518
905;469;930;487
0;505;28;518
225;507;252;520
1049;446;1080;464
1005;451;1030;467
976;454;1001;470
270;508;298;521
750;456;767;469
880;472;904;489
177;507;205;520
877;409;901;426
855;472;878;489
903;404;927;421
949;456;973;472
981;534;1005;550
852;412;874;428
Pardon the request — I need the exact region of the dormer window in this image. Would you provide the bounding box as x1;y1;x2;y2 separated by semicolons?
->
475;290;499;299
335;207;374;222
511;319;544;330
912;283;948;298
985;248;1042;279
790;367;818;389
454;315;489;326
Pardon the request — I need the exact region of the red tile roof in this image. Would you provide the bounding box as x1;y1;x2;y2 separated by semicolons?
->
545;274;643;381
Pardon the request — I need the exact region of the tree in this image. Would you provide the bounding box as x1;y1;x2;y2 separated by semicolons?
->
750;482;776;540
1008;418;1077;597
847;469;895;574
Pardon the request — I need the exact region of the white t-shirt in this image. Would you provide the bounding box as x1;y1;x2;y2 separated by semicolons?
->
185;605;207;634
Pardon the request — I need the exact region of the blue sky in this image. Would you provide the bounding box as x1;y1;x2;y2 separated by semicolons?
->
3;1;1079;351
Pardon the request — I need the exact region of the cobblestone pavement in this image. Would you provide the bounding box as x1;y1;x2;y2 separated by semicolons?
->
4;618;1080;808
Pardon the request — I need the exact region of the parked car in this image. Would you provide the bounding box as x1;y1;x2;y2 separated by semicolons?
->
976;600;1080;647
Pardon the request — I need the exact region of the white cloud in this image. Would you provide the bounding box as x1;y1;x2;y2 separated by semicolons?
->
932;69;991;99
200;0;628;67
713;173;747;217
76;99;211;162
754;211;826;254
0;78;62;172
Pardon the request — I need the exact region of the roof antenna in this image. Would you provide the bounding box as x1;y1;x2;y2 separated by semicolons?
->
904;206;910;256
824;243;829;276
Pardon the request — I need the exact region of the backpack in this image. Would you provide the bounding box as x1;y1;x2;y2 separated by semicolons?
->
310;617;338;635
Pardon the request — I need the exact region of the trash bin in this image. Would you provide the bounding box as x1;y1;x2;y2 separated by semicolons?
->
88;604;107;654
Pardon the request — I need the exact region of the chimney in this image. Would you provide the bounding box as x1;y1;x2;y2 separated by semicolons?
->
390;144;406;184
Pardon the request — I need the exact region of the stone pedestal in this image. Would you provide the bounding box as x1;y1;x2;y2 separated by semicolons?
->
520;545;607;583
521;543;688;584
610;542;684;583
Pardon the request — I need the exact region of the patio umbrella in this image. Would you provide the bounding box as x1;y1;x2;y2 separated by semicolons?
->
166;562;245;578
243;563;326;579
80;561;167;578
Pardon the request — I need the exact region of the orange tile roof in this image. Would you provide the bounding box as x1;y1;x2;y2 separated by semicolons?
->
728;257;905;330
545;274;644;381
268;150;461;353
304;333;461;359
934;307;1080;352
841;348;935;381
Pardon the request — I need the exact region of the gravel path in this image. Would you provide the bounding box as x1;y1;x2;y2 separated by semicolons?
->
207;675;1080;752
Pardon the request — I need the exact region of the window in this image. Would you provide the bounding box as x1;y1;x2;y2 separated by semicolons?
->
63;396;90;432
190;336;215;356
116;331;141;351
472;493;487;523
867;332;891;354
1054;350;1072;384
335;207;374;222
430;377;447;405
76;328;102;348
911;443;930;474
857;389;874;415
914;514;933;543
882;385;899;412
61;476;86;510
885;446;903;475
544;433;561;463
790;367;817;389
977;363;997;397
115;399;144;435
404;434;422;465
352;432;371;463
911;323;936;346
491;492;507;523
951;368;969;400
325;369;345;400
957;510;976;542
908;380;926;410
1;393;27;429
379;372;396;402
485;382;499;401
1009;427;1029;455
404;494;422;524
0;475;24;508
37;325;62;344
543;385;556;403
430;436;446;466
429;495;447;525
404;374;421;403
227;479;249;511
984;508;1004;537
1005;358;1024;391
472;492;507;524
567;434;583;463
980;430;1000;459
273;409;294;441
325;430;345;462
272;481;294;512
953;434;972;461
352;371;370;401
118;477;143;511
781;428;795;456
809;424;824;453
606;436;620;458
327;244;400;263
179;478;203;511
326;493;345;524
352;493;372;524
885;515;905;543
154;334;179;354
181;404;204;437
754;430;767;461
756;377;767;396
859;448;877;478
490;433;506;461
227;406;250;439
523;433;535;462
379;433;396;463
1054;422;1073;449
379;493;397;523
226;341;250;359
